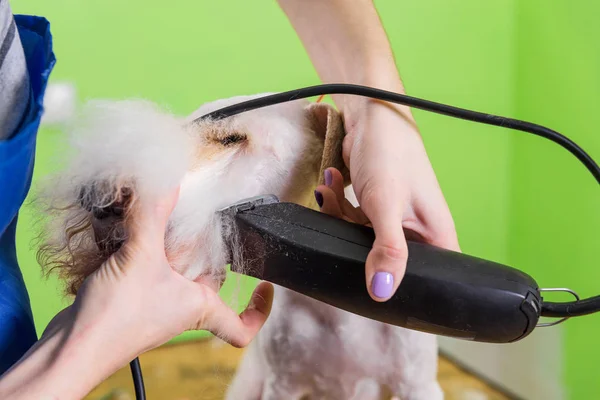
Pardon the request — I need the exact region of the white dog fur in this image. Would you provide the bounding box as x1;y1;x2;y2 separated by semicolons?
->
35;94;441;400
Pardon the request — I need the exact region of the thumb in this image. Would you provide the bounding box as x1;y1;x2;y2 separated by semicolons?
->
201;282;274;348
358;184;407;302
127;185;180;249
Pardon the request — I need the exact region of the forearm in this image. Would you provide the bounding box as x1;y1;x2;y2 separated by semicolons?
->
0;308;130;400
278;0;407;114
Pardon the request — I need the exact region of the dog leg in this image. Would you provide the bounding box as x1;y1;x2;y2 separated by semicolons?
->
225;341;265;400
350;378;389;400
410;382;444;400
393;381;444;400
260;373;309;400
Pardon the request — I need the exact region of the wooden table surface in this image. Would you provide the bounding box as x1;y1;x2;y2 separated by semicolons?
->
86;339;513;400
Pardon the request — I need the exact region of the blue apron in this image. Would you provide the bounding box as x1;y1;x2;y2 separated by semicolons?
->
0;15;55;374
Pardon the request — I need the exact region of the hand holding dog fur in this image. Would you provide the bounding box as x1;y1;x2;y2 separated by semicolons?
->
69;185;274;355
0;187;273;400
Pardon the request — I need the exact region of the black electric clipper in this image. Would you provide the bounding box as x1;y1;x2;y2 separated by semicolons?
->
220;195;542;344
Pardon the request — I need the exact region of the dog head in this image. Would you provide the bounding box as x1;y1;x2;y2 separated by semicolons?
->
36;94;348;295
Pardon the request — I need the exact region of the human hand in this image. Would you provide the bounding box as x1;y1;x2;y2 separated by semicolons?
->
317;96;460;302
1;186;273;400
66;185;274;359
278;0;459;302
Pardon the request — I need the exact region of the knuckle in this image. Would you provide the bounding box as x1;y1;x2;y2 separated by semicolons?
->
375;242;409;263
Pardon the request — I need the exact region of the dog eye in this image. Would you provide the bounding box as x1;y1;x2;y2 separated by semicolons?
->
219;133;247;146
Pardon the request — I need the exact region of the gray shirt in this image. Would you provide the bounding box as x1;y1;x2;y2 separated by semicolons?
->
0;0;30;140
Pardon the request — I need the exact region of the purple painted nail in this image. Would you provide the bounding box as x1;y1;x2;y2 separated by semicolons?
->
314;190;324;208
371;272;394;299
324;169;333;186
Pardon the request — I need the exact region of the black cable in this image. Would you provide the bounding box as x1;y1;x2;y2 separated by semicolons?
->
130;358;146;400
540;296;600;318
193;84;600;184
130;83;600;399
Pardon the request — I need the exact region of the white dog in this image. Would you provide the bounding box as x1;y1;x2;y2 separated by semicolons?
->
35;94;442;400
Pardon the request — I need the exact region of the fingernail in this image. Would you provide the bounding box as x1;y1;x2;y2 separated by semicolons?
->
324;169;333;186
314;190;324;208
371;272;394;299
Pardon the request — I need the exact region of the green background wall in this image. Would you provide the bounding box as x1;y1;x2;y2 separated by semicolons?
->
511;1;600;399
9;1;598;398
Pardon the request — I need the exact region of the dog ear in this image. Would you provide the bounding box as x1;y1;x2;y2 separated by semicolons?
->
305;102;351;186
36;178;137;296
77;180;135;254
36;98;191;296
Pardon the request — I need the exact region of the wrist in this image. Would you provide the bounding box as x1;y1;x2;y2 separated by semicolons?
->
39;311;132;399
0;307;131;400
339;74;417;136
332;62;416;125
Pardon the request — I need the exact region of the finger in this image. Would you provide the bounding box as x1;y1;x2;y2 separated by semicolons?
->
318;185;370;225
358;180;408;302
315;186;344;219
238;282;275;337
127;185;180;248
324;168;346;209
342;200;371;225
411;193;461;252
203;282;274;348
324;169;370;224
402;227;426;243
